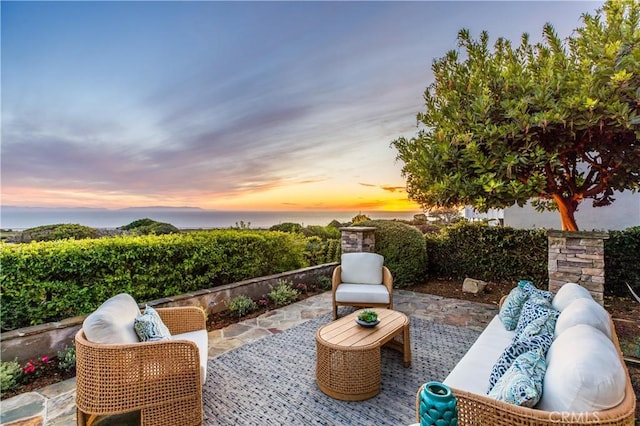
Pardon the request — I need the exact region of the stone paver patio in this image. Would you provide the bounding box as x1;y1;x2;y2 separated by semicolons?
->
0;290;497;426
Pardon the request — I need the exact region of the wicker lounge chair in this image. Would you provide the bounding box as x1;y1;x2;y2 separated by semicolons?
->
75;306;206;426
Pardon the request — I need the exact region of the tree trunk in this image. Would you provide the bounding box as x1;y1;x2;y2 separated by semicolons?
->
553;194;579;231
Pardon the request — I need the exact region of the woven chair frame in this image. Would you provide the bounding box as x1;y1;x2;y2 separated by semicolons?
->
76;306;206;426
415;316;636;426
331;265;394;319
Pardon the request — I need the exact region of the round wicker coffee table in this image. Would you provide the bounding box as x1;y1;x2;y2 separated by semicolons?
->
315;308;411;401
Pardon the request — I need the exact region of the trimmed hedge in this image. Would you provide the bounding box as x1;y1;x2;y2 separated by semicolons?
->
0;230;306;331
359;220;427;287
425;222;548;285
604;226;640;297
12;224;100;243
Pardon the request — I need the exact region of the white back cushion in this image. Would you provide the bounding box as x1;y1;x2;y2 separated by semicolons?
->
83;293;141;344
340;252;384;284
552;283;593;312
538;324;626;412
555;297;612;340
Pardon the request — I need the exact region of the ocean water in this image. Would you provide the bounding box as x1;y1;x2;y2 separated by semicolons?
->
0;207;421;230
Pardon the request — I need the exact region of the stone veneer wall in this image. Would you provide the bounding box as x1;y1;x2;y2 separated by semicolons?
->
339;226;376;253
547;230;608;305
1;263;337;365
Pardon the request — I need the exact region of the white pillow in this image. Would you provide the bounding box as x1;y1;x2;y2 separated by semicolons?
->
555;297;612;340
83;293;141;344
537;324;626;413
340;253;384;284
552;283;593;312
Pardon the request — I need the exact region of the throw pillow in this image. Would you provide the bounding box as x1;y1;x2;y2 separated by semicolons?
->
513;298;559;338
551;282;593;312
487;347;547;407
514;312;558;343
520;280;553;303
498;286;529;331
134;305;172;342
487;333;553;392
555;297;612;340
83;293;141;344
537;324;626;412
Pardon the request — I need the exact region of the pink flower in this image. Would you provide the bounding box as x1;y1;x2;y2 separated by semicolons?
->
40;356;50;363
23;361;35;374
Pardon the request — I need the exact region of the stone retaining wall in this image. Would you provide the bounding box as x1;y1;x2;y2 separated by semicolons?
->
1;263;338;364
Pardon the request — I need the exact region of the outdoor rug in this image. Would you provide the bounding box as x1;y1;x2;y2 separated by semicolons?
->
203;313;481;426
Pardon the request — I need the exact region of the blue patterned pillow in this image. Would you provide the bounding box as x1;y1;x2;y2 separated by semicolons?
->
487;334;553;392
487;348;547;407
515;312;558;343
498;286;529;331
520;281;553;303
513;297;558;337
134;305;172;342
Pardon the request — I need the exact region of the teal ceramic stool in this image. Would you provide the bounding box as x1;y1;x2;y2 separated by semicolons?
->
419;381;458;426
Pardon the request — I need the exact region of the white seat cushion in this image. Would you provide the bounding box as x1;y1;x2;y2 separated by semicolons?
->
340;253;384;284
335;283;390;304
443;316;515;394
83;293;141;344
537;324;626;412
172;330;208;384
552;283;593;312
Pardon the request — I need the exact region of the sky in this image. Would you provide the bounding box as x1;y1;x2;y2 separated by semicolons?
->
1;1;603;212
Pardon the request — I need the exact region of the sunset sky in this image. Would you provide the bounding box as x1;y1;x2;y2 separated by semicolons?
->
1;1;601;212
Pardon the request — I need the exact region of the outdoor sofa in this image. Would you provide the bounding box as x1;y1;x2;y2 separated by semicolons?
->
415;282;636;426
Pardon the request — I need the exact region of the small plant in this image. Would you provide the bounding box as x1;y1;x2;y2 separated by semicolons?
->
295;282;308;294
357;309;378;323
22;356;50;379
228;295;258;318
317;275;332;291
57;346;76;373
1;359;23;394
268;280;299;306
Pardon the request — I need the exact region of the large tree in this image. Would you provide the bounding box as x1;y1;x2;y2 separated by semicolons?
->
393;0;640;231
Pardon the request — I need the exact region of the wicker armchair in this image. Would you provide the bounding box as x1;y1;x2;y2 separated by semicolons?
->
332;252;393;319
75;306;206;426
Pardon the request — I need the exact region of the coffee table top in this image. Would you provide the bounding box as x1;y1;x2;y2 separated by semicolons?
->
316;308;409;350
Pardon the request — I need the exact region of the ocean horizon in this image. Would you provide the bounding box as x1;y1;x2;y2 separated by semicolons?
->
0;206;421;230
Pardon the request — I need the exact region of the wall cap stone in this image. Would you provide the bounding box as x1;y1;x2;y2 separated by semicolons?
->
546;230;609;239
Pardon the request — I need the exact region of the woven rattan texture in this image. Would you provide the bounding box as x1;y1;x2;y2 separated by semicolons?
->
75;306;206;426
415;317;636;426
316;341;381;400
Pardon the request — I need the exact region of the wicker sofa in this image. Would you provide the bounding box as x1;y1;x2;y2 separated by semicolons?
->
414;284;636;426
75;294;207;426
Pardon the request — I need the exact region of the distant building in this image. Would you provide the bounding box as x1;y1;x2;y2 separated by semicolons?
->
462;207;503;226
503;191;640;231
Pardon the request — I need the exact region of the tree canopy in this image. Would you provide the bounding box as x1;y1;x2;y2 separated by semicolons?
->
392;0;640;230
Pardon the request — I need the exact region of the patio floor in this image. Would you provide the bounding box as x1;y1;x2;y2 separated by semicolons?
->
0;290;497;426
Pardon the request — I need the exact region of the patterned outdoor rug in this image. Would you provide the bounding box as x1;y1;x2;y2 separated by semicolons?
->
203;313;481;425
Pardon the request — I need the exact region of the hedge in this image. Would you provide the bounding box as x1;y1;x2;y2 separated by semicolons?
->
0;230;306;331
425;222;640;297
359;220;427;287
425;222;548;285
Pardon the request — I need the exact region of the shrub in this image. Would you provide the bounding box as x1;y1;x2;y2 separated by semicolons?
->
269;222;304;233
228;295;258;318
605;226;640;297
359;220;427;287
1;359;22;394
0;230;307;330
120;218;179;235
57;346;76;373
316;275;332;291
268;280;299;306
425;222;547;284
13;224;99;242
